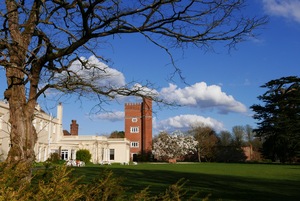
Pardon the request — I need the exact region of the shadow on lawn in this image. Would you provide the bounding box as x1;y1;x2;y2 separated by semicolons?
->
73;166;300;201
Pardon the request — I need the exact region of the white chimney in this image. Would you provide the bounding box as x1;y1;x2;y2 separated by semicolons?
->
57;102;63;126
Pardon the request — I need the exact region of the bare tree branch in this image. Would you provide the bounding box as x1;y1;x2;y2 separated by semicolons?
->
0;0;267;166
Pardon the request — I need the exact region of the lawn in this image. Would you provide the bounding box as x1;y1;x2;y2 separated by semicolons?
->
71;163;300;201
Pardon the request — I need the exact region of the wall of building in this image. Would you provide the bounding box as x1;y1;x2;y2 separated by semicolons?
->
141;98;152;153
124;98;153;159
0;101;62;161
124;102;143;156
0;101;130;164
0;101;10;161
57;136;130;164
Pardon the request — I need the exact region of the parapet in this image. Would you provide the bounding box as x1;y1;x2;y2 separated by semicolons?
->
125;102;142;110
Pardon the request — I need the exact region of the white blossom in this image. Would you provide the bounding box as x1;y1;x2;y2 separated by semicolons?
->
153;131;197;161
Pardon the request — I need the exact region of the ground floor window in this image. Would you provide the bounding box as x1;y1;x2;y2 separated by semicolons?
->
132;153;138;162
109;149;115;160
61;149;68;160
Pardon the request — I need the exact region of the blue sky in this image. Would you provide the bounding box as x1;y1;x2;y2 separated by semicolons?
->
1;0;299;136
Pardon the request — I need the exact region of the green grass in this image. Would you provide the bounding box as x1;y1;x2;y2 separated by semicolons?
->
71;163;300;201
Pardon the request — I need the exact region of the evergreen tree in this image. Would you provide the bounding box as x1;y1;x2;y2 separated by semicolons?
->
251;76;300;162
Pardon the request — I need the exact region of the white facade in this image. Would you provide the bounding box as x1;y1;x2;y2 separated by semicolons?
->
0;101;130;164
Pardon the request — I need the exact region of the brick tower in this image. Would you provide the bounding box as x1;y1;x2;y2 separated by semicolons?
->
125;98;152;160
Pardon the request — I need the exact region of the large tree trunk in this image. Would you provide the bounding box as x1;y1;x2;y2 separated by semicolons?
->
5;78;37;166
4;34;38;168
4;0;39;167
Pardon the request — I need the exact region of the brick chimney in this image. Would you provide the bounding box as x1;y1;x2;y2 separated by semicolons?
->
70;120;79;136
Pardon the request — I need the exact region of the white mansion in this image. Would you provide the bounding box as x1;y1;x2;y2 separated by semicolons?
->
0;101;130;164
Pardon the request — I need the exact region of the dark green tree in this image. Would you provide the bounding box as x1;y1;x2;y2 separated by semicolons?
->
109;131;125;138
76;149;92;164
251;76;300;162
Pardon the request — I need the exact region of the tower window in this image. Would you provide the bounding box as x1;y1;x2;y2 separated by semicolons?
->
131;142;139;147
130;127;139;133
132;118;137;122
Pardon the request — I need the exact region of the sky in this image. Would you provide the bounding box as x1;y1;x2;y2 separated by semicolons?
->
0;0;299;136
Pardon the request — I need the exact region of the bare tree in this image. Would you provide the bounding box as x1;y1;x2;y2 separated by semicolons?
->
232;125;246;148
218;130;233;147
189;125;218;162
0;1;267;168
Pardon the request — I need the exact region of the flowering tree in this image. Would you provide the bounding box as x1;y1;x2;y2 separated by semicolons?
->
153;131;197;161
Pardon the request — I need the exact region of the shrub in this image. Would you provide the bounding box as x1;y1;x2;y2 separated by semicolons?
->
47;153;61;164
76;149;92;164
33;165;84;200
131;178;197;201
83;169;125;200
0;162;196;200
0;162;32;200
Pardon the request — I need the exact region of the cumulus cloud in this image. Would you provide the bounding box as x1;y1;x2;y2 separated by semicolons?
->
159;82;247;114
69;55;126;88
262;0;300;23
93;111;124;122
155;114;224;132
131;83;159;97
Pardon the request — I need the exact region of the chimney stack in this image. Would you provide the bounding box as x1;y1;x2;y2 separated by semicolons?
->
70;120;79;136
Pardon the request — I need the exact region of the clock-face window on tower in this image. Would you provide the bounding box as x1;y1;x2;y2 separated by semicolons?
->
130;127;139;133
132;118;137;122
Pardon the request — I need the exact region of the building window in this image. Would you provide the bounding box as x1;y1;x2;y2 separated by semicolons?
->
132;118;137;122
109;149;115;160
131;142;139;148
130;127;139;133
61;149;68;160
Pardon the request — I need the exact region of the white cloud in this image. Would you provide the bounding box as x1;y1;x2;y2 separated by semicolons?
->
68;55;126;88
131;83;159;97
93;111;124;122
155;114;224;132
159;82;247;114
263;0;300;23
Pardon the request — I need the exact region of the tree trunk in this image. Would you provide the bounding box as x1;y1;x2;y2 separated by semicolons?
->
6;86;37;166
4;47;38;168
4;1;38;167
198;147;201;162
